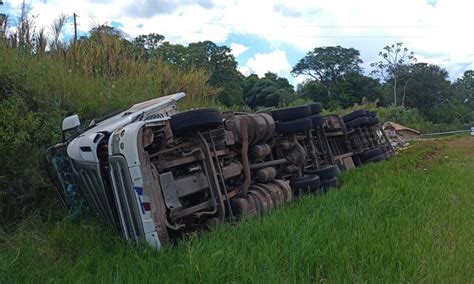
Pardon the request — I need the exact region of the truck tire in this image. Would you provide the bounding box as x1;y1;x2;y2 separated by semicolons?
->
365;154;385;164
170;109;222;133
359;148;383;161
276;118;313;135
320;177;338;189
271;105;311;122
342;110;366;122
379;144;390;153
366;110;377;117
352;154;363;167
367;117;380;126
303;165;339;179
290;175;320;196
309;103;322;114
345;116;370;129
310;115;325;127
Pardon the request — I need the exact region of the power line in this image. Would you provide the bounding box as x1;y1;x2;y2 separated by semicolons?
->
185;31;428;39
68;15;432;39
71;15;439;29
203;22;440;29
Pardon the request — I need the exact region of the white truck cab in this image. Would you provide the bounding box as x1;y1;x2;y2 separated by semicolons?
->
46;92;185;248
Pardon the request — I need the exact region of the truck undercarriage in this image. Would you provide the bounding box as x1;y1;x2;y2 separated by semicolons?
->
45;93;393;248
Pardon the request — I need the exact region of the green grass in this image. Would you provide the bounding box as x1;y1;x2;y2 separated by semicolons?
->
1;138;473;283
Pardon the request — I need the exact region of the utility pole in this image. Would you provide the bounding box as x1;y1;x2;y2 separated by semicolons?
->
72;13;77;68
73;13;77;42
0;1;5;36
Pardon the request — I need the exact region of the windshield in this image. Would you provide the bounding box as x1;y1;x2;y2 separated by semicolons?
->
44;144;85;218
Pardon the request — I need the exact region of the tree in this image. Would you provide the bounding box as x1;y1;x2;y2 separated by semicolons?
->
400;63;453;121
133;33;164;51
370;42;416;106
156;42;187;67
291;46;363;97
245;72;294;108
185;41;244;106
296;73;383;109
454;70;474;105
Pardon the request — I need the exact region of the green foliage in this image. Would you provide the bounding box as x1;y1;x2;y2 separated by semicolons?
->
292;46;363;96
1;139;473;282
150;40;245;106
245;72;295;108
375;106;433;132
298;73;383;110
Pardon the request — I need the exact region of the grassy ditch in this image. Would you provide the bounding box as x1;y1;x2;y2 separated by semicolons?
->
1;137;473;282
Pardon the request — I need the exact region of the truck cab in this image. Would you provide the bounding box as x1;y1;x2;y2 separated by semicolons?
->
45;92;185;248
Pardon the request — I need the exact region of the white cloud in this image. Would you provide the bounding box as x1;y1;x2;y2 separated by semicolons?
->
229;43;249;58
239;50;292;78
4;0;474;82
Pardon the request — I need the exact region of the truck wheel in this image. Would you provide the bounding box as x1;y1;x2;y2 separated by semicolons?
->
352;154;363;167
170;108;222;133
379;144;390;153
342;110;366;122
310;115;325;127
303;165;339;179
367;117;380;126
290;175;321;196
366;110;377;117
271;105;311;122
365;154;385;164
359;148;383;161
309;103;322;114
276;118;313;135
345;116;370;128
320;177;338;189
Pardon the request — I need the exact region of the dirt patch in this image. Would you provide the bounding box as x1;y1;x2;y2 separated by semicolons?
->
445;137;474;157
423;142;444;161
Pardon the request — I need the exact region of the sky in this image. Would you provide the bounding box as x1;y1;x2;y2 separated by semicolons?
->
1;0;474;86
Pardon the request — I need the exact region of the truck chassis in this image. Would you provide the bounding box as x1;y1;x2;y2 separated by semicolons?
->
45;93;393;248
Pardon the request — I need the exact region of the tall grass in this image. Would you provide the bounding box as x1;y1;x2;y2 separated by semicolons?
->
1;138;472;282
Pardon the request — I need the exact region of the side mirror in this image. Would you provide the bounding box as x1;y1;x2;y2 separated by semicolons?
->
62;114;81;132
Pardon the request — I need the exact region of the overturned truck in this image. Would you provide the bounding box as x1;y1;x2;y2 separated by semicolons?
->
45;93;393;249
